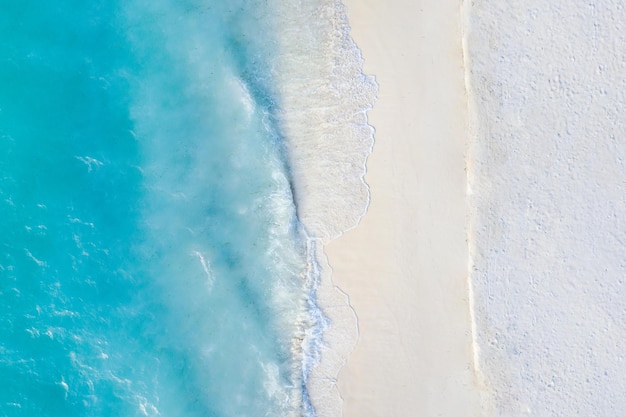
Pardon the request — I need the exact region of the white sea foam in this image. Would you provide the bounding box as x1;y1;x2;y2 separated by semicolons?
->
117;1;373;414
191;250;214;290
268;0;377;415
270;0;377;242
75;156;104;172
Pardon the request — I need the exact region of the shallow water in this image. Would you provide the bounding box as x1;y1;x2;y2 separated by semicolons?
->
0;1;374;416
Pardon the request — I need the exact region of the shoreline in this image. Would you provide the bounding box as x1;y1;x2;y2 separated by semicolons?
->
267;2;377;415
319;0;483;415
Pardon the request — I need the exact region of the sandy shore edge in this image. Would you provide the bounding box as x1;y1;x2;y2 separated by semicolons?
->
315;0;484;415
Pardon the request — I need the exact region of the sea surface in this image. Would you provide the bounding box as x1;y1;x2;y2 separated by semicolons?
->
0;1;375;416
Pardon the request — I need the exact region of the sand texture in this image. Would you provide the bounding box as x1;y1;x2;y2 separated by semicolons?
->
324;0;483;415
466;1;626;415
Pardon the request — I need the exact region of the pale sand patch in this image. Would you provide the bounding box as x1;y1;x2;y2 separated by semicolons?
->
323;0;483;415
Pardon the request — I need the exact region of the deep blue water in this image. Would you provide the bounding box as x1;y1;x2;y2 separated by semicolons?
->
0;1;314;416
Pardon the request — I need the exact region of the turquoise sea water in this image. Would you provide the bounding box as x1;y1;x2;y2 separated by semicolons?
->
0;1;360;416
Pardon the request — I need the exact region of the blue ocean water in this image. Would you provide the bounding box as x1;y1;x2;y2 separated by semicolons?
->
0;1;328;416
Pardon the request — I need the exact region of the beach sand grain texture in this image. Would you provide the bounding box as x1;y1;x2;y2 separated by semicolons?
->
466;1;626;415
325;0;483;416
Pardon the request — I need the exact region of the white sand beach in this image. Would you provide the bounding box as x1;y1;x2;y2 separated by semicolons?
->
329;0;626;416
322;0;483;415
464;1;626;415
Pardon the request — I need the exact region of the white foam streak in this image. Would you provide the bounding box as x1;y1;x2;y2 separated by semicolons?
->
271;0;377;243
191;251;214;290
267;1;377;415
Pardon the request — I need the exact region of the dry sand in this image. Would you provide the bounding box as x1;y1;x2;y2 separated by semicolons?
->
323;0;483;415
